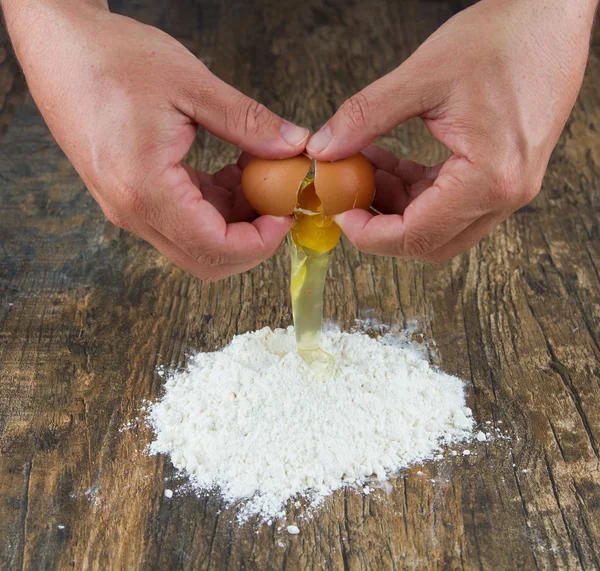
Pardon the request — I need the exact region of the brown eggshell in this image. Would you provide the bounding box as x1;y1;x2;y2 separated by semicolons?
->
241;156;311;216
314;154;375;215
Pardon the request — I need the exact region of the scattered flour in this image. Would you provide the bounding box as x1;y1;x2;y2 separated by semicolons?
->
148;326;474;522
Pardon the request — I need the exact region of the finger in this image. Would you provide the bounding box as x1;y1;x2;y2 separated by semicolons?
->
335;210;401;257
370;168;436;215
307;56;440;160
408;178;435;199
181;161;256;222
213;164;242;189
338;210;502;263
371;178;434;218
362;145;444;184
371;169;412;215
181;162;213;188
97;193;262;280
237;152;256;170
363;147;441;215
421;212;502;263
336;156;490;259
201;184;255;223
146;166;292;265
361;145;400;172
135;219;265;281
175;63;309;159
400;157;490;257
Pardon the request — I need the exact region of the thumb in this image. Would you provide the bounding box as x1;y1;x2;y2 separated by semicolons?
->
307;59;436;161
177;64;309;159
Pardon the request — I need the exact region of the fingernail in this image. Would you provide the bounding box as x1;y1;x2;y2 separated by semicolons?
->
332;212;347;225
280;122;309;147
265;215;293;226
307;124;332;155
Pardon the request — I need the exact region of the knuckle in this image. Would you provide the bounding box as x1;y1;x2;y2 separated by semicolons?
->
351;232;374;255
352;237;369;254
423;251;451;265
119;188;147;218
266;241;282;259
177;63;212;103
341;93;371;132
192;246;226;268
517;170;544;209
521;179;542;207
232;98;272;139
486;154;526;210
199;273;227;283
103;208;129;231
486;181;511;210
402;228;434;259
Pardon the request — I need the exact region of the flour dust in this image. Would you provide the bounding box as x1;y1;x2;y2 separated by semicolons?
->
147;325;474;522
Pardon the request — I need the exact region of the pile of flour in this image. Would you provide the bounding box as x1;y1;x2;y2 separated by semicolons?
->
148;326;473;521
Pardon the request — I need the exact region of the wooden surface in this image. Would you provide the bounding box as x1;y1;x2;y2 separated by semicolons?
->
1;0;600;569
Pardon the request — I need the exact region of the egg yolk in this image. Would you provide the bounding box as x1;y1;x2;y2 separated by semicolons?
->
290;179;342;254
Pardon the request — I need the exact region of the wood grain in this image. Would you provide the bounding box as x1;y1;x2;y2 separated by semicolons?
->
1;0;599;569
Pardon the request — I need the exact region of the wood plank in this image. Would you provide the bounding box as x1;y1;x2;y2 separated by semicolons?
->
1;0;599;569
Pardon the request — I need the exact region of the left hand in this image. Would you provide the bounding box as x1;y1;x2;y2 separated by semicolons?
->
306;0;596;262
4;4;305;280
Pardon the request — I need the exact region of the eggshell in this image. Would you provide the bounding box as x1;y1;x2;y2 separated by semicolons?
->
241;156;311;216
314;154;375;215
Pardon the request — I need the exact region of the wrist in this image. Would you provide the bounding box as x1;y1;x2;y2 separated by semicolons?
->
1;0;108;14
486;0;598;24
2;0;109;66
1;0;109;44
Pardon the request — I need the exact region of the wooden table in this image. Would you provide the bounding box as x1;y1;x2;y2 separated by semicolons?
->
1;0;599;569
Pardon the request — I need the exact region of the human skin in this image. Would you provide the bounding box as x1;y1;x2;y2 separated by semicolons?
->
307;0;598;262
1;0;310;280
2;1;597;273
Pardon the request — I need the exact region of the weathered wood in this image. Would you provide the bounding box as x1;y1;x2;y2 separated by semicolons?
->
1;0;599;569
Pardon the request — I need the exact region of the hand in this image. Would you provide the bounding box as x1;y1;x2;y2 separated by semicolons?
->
306;0;596;262
4;2;309;280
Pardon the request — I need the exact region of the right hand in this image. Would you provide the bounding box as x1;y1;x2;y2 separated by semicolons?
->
8;3;309;280
306;0;594;263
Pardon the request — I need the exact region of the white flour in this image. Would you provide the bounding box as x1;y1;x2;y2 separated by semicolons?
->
148;326;473;521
